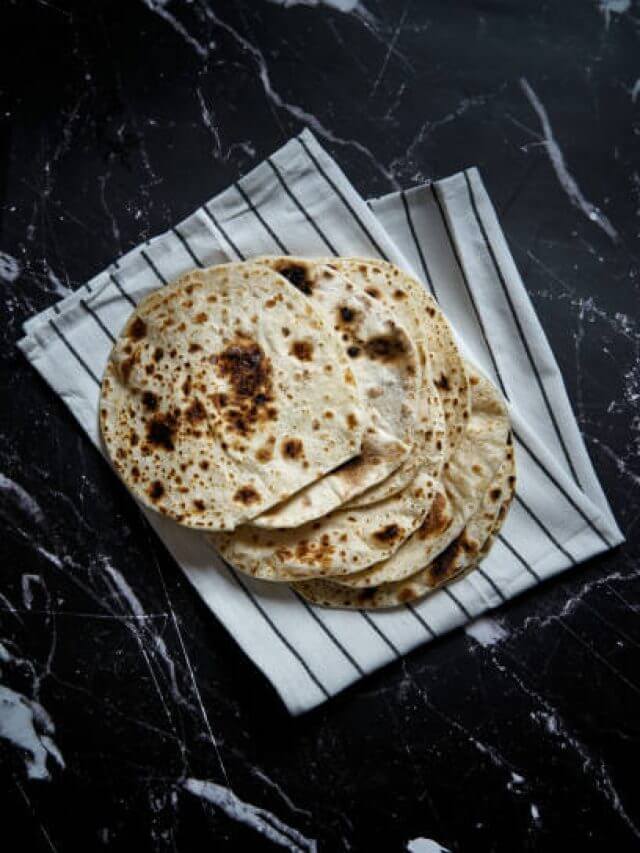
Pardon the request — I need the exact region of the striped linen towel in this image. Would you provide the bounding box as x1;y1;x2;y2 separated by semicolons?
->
19;130;623;715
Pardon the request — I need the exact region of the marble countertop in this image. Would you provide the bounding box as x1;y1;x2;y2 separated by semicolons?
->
1;1;639;850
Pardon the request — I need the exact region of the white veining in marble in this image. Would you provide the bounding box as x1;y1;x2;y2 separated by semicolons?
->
487;655;639;839
266;0;359;10
208;5;397;185
196;87;222;158
251;766;313;818
139;0;395;185
524;569;638;630
369;3;411;98
509;771;525;791
101;558;177;681
404;662;529;792
0;251;21;284
597;0;631;28
21;575;42;611
406;839;451;853
529;707;638;837
520;78;619;242
0;472;45;524
141;0;208;57
183;777;317;851
389;90;501;184
0;686;64;780
44;262;72;298
586;434;640;489
0;640;64;782
98;170;122;252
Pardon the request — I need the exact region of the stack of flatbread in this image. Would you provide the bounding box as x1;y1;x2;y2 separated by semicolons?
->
100;257;514;610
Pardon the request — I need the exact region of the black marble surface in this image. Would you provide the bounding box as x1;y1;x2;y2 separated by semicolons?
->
2;1;639;850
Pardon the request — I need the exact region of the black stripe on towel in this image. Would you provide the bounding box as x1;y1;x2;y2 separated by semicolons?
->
405;603;437;638
297;135;390;261
394;178;611;556
430;183;508;399
443;587;473;620
476;567;506;601
266;157;339;255
109;272;137;307
79;299;115;343
400;190;437;299
140;250;169;285
48;318;101;385
293;591;365;676
172;226;204;267
514;431;613;549
360;611;401;657
496;534;541;581
429;180;609;569
225;565;331;698
463;170;581;487
513;494;577;566
234;182;289;253
201;204;246;260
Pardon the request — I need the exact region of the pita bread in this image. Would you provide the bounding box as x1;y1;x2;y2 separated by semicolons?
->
99;263;367;531
249;257;420;528
326;259;467;508
294;449;516;609
326;368;511;589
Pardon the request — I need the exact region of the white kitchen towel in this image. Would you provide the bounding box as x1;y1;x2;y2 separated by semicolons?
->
19;130;623;715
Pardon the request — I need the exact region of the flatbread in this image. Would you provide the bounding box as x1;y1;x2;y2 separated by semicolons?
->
99;263;367;531
210;467;437;579
210;367;507;580
328;258;469;508
249;257;420;528
294;448;516;609
326;368;511;589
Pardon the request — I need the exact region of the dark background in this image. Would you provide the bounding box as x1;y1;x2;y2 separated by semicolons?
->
1;1;639;850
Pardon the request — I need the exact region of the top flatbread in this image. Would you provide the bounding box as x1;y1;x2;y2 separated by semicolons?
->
99;263;367;531
249;257;419;528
